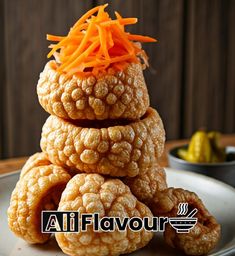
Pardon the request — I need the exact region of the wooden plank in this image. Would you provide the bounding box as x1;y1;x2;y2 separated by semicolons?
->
224;0;235;132
97;0;185;140
3;0;93;158
183;0;229;137
0;157;28;175
0;0;5;158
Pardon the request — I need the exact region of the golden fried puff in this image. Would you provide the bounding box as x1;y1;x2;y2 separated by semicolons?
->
21;152;79;178
123;163;167;204
151;188;221;255
40;107;165;177
8;165;71;244
20;152;51;178
55;173;153;256
37;60;149;121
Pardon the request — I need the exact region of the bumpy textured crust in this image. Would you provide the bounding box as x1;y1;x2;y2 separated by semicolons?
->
20;152;79;178
123;163;167;205
20;152;51;178
8;166;71;244
37;60;149;120
151;188;221;255
55;173;153;256
40;107;165;177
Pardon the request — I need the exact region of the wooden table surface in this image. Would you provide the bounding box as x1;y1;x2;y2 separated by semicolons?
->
0;134;235;175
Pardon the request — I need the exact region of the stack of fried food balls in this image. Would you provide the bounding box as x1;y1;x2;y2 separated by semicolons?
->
8;4;220;256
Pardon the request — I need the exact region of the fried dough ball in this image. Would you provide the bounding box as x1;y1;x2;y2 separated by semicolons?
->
151;188;221;255
21;152;79;178
8;165;71;244
123;163;167;205
20;152;50;178
55;173;153;256
37;61;149;120
164;218;220;256
40;107;165;177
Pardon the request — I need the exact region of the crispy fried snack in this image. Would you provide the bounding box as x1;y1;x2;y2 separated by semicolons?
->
55;173;153;256
21;152;79;178
20;152;50;178
40;107;165;177
8;166;71;244
123;163;167;204
151;188;221;255
37;61;149;120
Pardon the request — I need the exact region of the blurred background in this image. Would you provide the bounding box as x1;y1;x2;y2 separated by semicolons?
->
0;0;235;159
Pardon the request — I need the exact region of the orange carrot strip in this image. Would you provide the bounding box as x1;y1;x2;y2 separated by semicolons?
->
113;61;129;70
112;35;134;55
101;18;137;26
114;11;124;32
69;23;89;35
126;34;157;42
97;3;109;21
115;11;122;20
61;45;78;57
83;58;110;68
63;40;100;72
111;25;135;54
47;36;83;57
89;35;100;42
109;47;128;56
97;25;110;59
106;30;114;48
47;35;65;41
119;18;138;25
73;5;105;28
47;38;70;58
59;36;83;45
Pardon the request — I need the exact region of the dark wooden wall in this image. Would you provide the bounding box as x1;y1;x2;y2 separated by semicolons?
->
0;0;235;158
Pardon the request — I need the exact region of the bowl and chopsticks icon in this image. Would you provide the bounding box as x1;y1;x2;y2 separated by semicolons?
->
169;203;198;233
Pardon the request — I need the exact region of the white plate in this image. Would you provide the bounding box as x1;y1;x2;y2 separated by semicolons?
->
1;168;235;256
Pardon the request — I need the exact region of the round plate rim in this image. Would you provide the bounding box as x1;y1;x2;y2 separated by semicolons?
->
1;169;235;256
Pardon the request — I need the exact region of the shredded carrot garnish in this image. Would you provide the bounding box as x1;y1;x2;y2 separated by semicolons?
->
47;4;156;76
47;35;65;41
100;18;138;26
